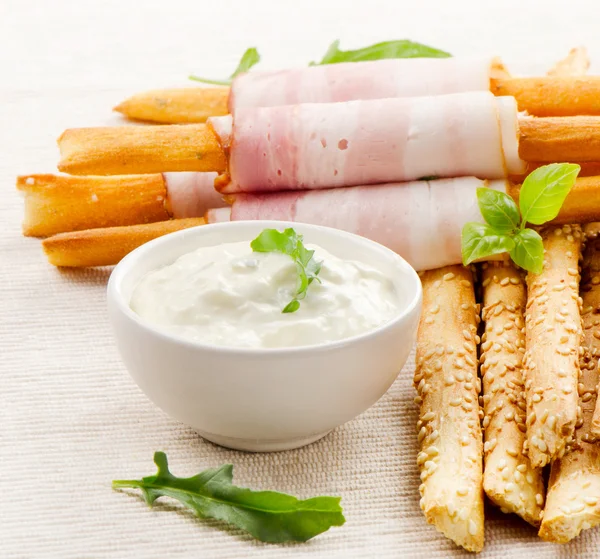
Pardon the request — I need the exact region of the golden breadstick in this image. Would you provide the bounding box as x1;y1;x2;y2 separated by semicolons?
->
518;116;600;162
521;161;600;179
16;173;171;237
415;266;484;553
57;124;227;176
538;233;600;543
480;262;544;526
114;87;229;124
507;177;600;227
492;77;600;117
42;218;204;267
523;225;583;468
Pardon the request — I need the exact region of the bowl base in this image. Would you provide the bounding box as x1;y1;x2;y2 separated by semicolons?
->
196;429;332;452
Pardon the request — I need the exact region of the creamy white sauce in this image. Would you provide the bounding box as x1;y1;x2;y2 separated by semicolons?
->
130;240;401;349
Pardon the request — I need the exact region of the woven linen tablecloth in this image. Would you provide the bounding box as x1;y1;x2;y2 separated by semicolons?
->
3;1;600;556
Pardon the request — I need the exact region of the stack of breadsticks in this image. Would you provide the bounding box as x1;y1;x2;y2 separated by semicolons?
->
16;47;600;552
415;50;600;552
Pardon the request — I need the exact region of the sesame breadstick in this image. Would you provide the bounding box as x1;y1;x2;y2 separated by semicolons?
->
587;227;600;439
113;87;229;124
538;231;600;543
16;173;171;237
42;218;204;267
415;266;484;552
524;225;583;468
480;261;545;526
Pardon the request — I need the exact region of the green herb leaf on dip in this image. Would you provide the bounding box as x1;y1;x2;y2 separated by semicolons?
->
251;228;322;313
189;47;261;85
461;163;580;273
313;39;451;65
113;452;345;543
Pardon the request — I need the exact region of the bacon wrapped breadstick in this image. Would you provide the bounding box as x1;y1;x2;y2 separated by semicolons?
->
114;52;600;123
42;218;204;267
480;262;544;525
59;91;600;190
415;266;484;552
17;172;225;237
524;225;583;468
38;176;600;269
538;231;600;542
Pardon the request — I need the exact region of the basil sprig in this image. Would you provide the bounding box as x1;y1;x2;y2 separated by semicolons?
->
251;228;322;314
114;452;345;543
189;39;449;85
461;163;580;274
189;47;260;85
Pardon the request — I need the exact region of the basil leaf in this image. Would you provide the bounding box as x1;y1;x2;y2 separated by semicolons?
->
314;39;451;65
251;227;297;254
251;228;322;313
519;163;581;225
510;228;544;274
189;47;260;85
476;187;520;234
461;222;515;265
114;452;345;543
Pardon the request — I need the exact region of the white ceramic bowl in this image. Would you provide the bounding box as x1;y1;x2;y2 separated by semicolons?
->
107;221;422;452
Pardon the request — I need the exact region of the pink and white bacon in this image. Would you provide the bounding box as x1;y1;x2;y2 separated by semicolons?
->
209;91;525;194
163;172;227;218
229;57;495;109
205;177;508;272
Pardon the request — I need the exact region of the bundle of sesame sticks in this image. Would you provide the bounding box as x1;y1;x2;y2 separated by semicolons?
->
413;48;600;553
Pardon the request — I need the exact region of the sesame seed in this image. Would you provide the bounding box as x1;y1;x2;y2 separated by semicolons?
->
584;497;597;506
500;277;510;287
514;471;523;483
449;398;462;407
422;411;435;422
443;272;455;281
516;464;527;473
536;494;544;506
456;487;469;496
526;473;534;485
505;482;516;492
468;519;478;536
427;446;439;456
458;507;469;521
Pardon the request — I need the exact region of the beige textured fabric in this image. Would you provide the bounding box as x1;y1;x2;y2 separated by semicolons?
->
3;1;600;556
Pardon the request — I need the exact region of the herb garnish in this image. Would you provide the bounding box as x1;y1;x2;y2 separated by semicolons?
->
113;452;345;543
251;228;322;313
311;39;450;65
189;39;449;84
461;163;580;273
189;47;260;85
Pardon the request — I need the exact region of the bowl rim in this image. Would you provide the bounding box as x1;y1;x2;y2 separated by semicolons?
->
107;220;423;356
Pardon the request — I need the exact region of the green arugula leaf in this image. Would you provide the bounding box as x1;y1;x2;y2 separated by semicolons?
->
519;163;581;225
313;39;451;65
251;228;322;313
510;229;544;274
114;452;345;543
476;187;520;234
461;222;515;265
189;48;260;85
